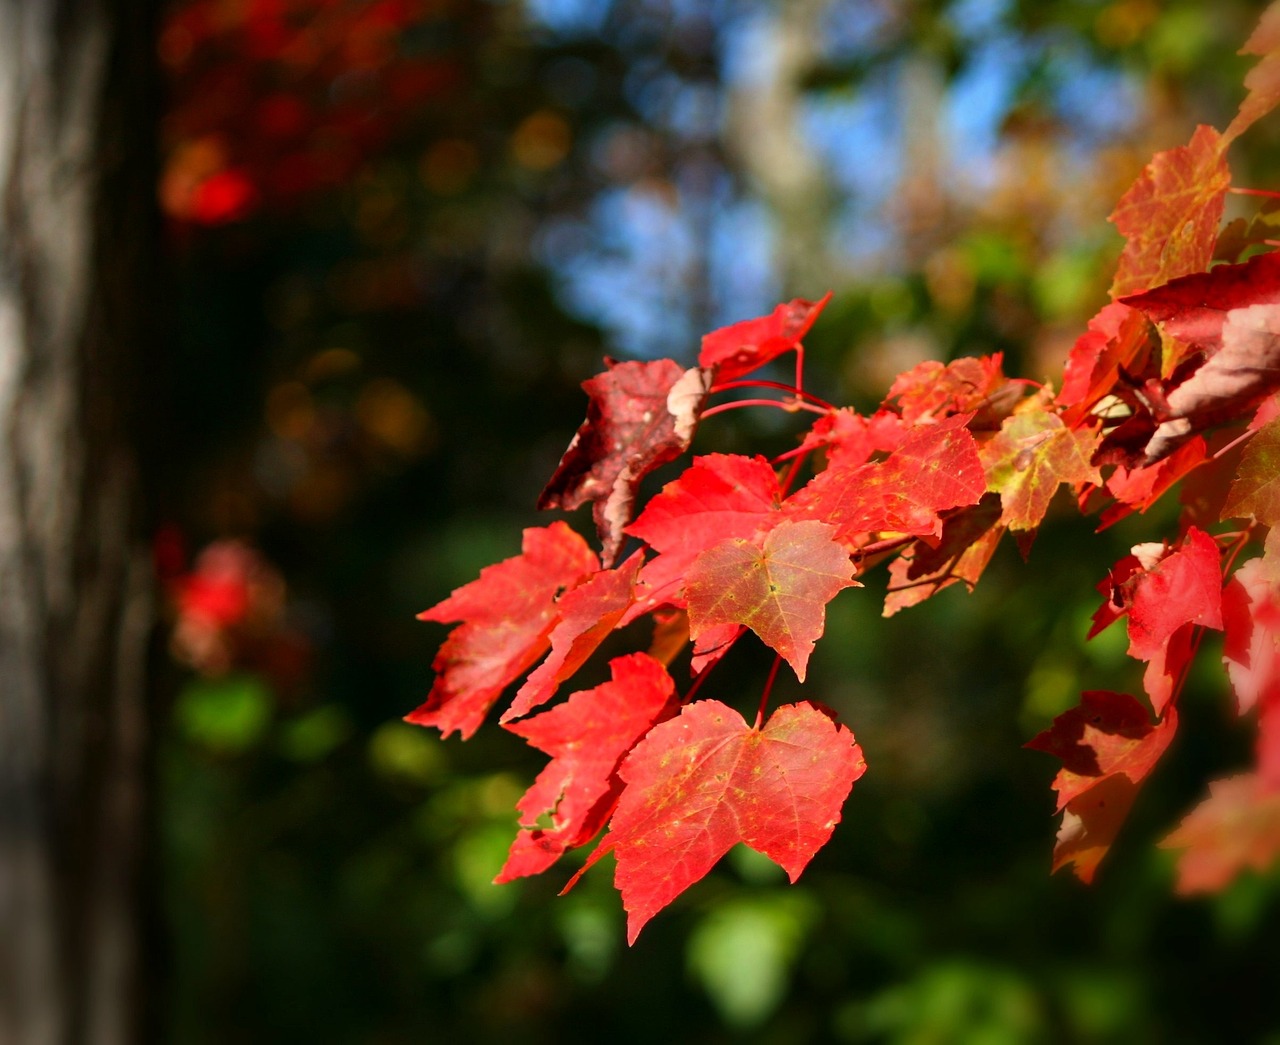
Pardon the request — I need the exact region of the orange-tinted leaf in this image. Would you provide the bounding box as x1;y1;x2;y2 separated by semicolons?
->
886;354;1011;426
625;454;782;617
497;653;677;882
684;520;857;681
790;414;986;543
1027;690;1178;882
698;293;833;383
409;523;598;739
981;409;1102;533
503;552;643;722
1160;774;1280;893
539;359;712;565
1224;4;1280;143
604;699;866;942
1108;124;1229;300
1223;417;1280;525
883;498;1004;617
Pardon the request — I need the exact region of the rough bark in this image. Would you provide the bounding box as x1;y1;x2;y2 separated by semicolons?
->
0;0;158;1041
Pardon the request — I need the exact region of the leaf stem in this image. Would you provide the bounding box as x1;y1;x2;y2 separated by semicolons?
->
708;380;836;410
701;397;831;420
755;655;783;730
1229;186;1280;198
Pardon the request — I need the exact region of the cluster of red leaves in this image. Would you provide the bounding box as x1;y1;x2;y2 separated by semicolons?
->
412;4;1280;938
159;0;470;223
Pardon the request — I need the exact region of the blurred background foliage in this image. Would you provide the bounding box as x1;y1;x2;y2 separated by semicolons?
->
156;0;1280;1040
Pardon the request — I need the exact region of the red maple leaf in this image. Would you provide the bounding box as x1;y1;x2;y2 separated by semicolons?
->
1108;124;1229;300
1098;436;1207;529
1222;556;1280;786
788;414;986;543
408;522;598;739
1126;528;1224;661
599;699;866;943
698;293;833;383
793;408;906;471
539;359;712;566
1160;774;1280;893
1121;252;1280;462
1027;690;1178;882
683;520;858;681
496;653;677;883
503;551;642;723
624;453;783;619
1057;302;1152;420
886;354;1012;427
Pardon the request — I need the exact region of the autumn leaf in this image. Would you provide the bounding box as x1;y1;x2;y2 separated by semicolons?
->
602;699;866;942
1057;302;1152;419
883;498;1004;617
1108;124;1229;300
1224;3;1280;143
538;359;712;566
789;414;986;543
699;293;833;383
793;407;906;471
1098;436;1207;529
409;523;598;739
503;552;643;723
624;453;782;618
1222;417;1280;525
981;408;1102;533
1121;251;1280;462
1126;528;1223;661
1160;774;1280;893
1027;690;1178;882
497;653;677;883
683;520;857;680
886;354;1013;427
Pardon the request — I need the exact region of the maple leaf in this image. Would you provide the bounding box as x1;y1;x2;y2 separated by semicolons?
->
1160;774;1280;893
1108;124;1229;301
1098;436;1207;530
1224;4;1280;143
1121;252;1280;462
886;354;1014;427
1057;302;1152;420
496;653;677;883
601;699;866;943
1222;417;1280;525
793;408;906;471
503;552;642;723
684;520;858;681
883;498;1004;617
980;408;1103;533
1027;690;1178;882
1088;529;1223;686
538;359;712;566
789;414;986;544
408;522;597;739
698;293;833;383
624;453;783;619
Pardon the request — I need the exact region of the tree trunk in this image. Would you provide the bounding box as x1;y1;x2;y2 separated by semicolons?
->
0;1;158;1041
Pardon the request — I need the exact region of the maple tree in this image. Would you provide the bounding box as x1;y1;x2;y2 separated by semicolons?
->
408;4;1280;941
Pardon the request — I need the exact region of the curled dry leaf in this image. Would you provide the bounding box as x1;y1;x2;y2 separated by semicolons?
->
538;359;712;566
